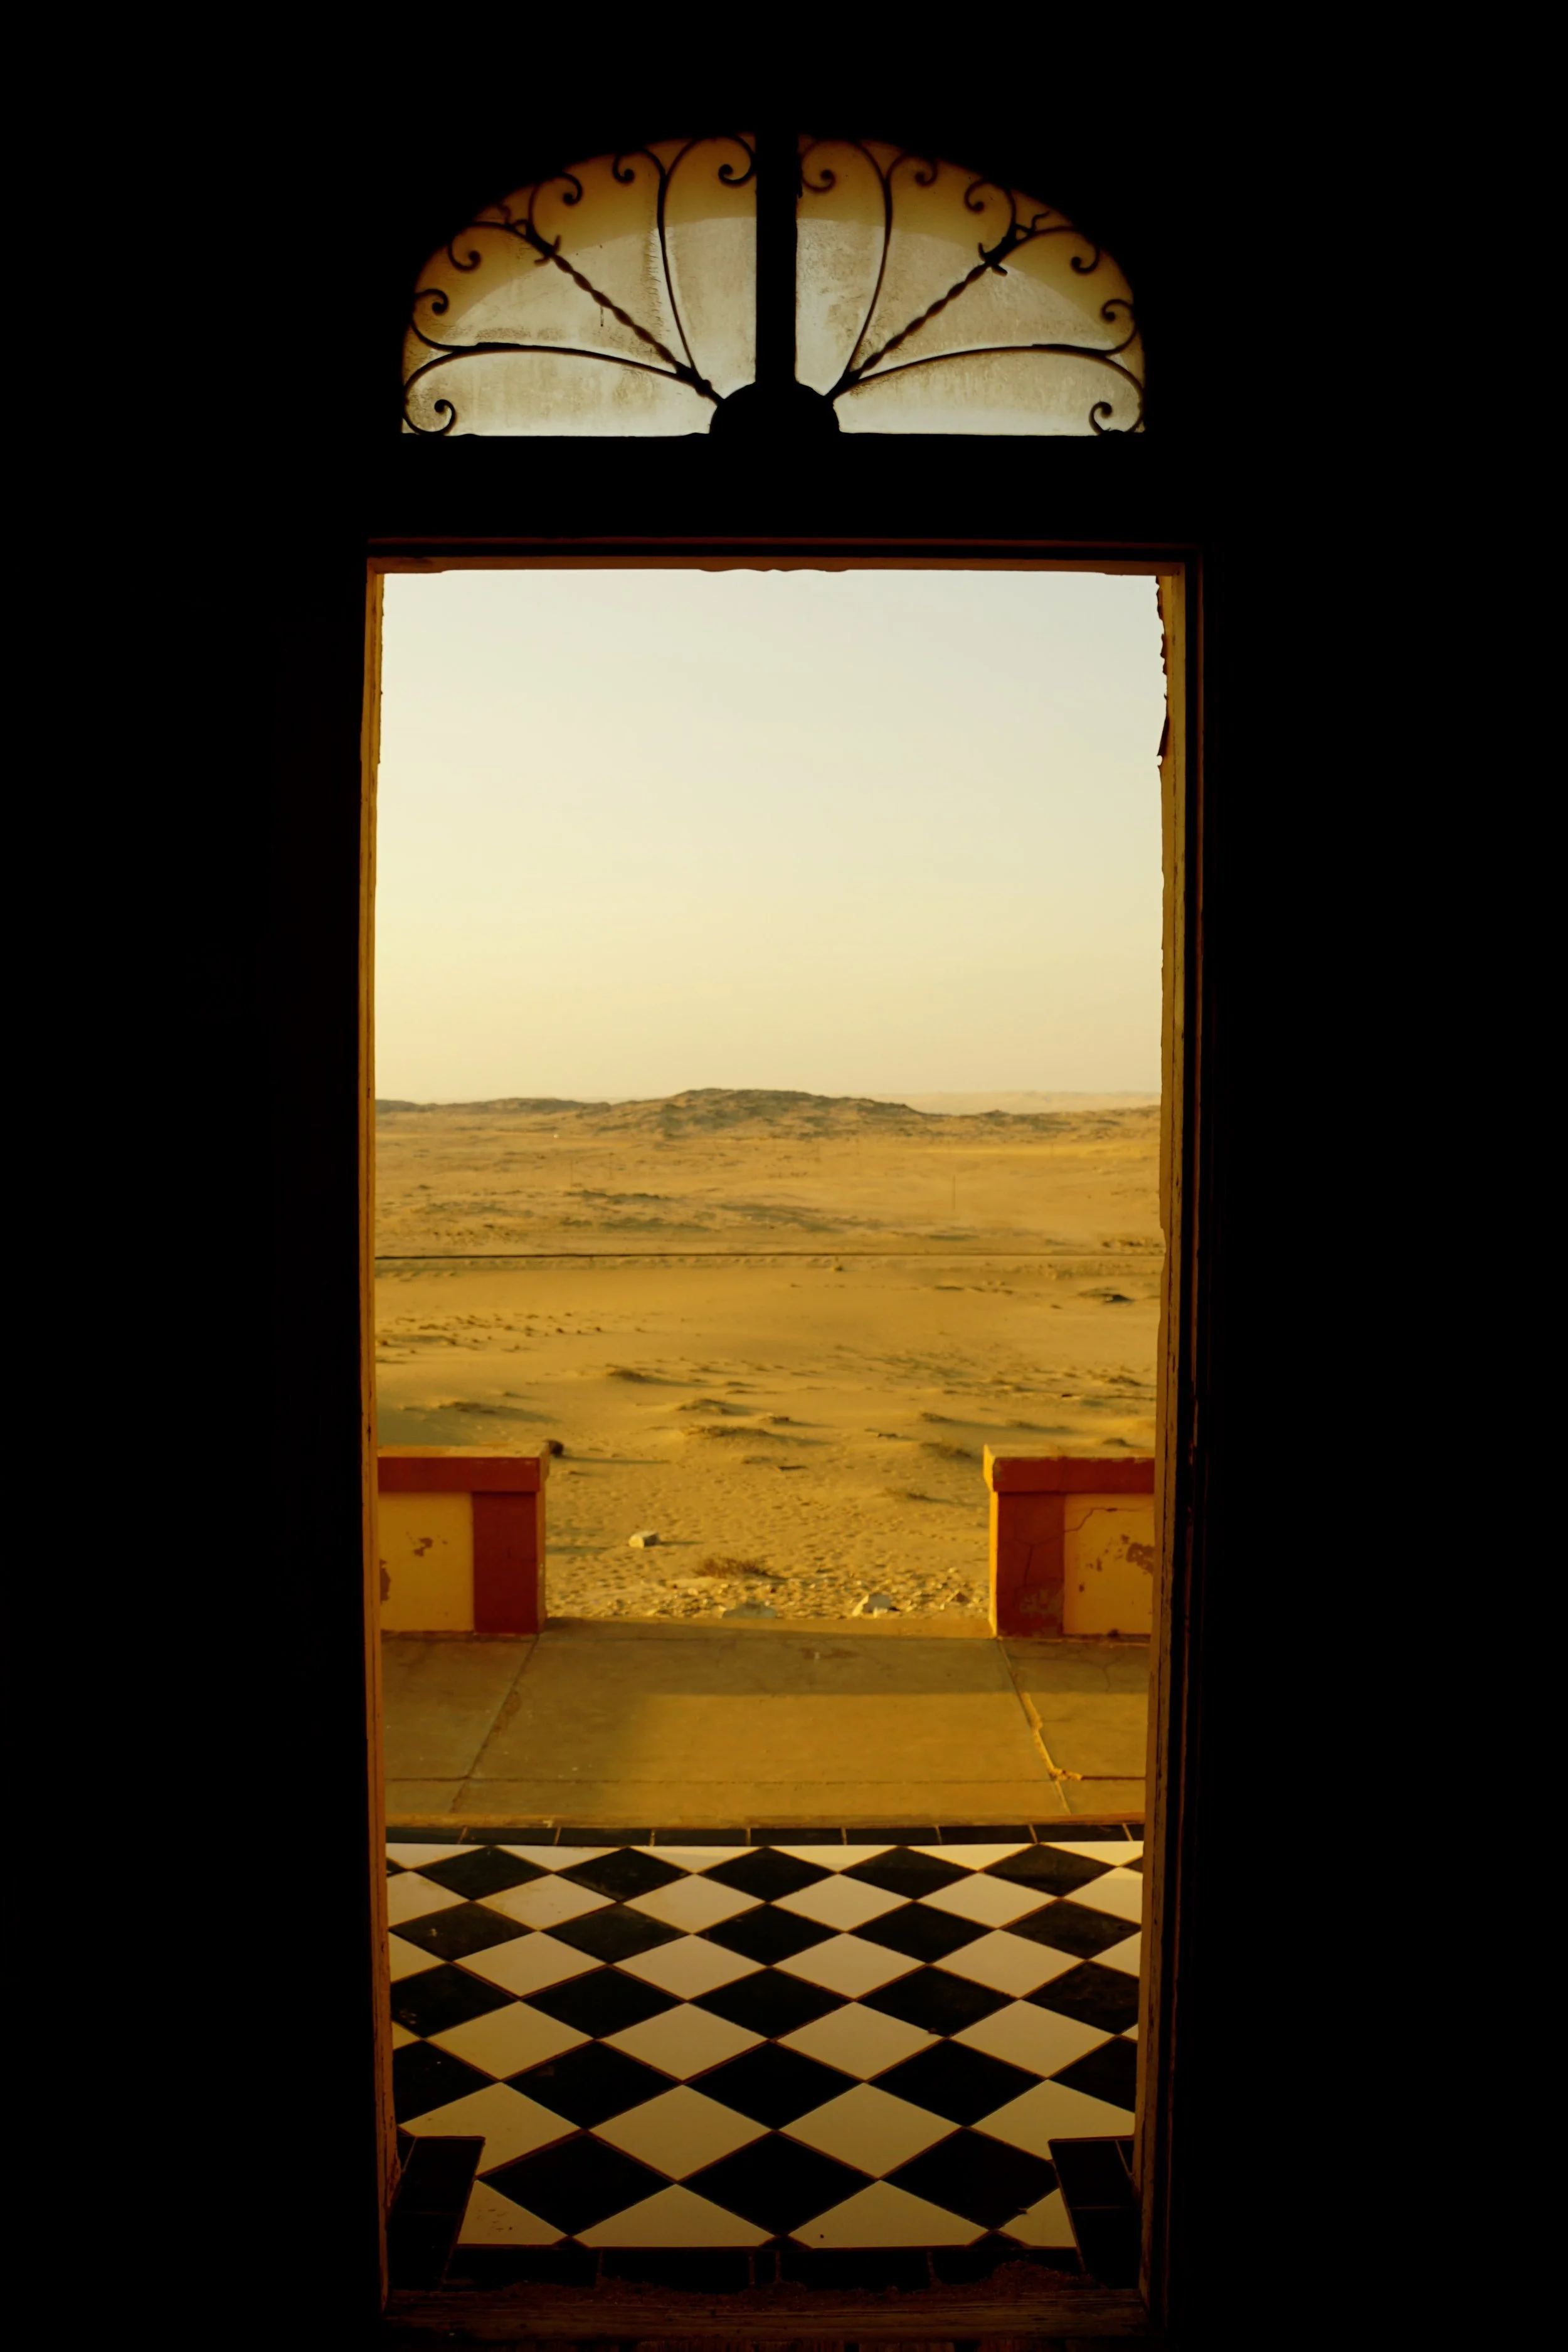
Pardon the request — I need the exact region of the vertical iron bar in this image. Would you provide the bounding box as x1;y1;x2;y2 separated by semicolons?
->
755;125;798;391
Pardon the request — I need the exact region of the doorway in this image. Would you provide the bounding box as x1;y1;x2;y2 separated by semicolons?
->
373;561;1165;1821
369;556;1178;2292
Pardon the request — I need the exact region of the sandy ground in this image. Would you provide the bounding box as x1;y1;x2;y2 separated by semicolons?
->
375;1091;1161;1621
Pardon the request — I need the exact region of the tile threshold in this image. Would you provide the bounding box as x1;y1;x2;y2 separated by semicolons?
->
388;1831;1144;2275
388;1820;1145;1843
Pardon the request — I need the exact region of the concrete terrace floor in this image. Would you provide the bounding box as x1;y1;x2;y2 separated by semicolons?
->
383;1623;1148;1825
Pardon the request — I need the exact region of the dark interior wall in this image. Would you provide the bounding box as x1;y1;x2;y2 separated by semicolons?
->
96;58;1399;2347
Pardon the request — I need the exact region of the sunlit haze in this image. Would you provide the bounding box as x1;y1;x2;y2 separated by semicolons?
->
376;569;1165;1101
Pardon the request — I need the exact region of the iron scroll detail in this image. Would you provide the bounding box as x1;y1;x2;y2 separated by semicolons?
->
403;138;755;435
797;140;1144;435
401;135;1143;438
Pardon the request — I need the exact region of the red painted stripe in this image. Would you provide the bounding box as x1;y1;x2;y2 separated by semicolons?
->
472;1491;543;1636
379;1451;544;1494
986;1454;1154;1495
993;1489;1067;1637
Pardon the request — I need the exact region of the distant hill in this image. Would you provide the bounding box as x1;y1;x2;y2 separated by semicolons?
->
374;1097;594;1115
375;1086;1158;1139
874;1091;1158;1116
596;1089;931;1136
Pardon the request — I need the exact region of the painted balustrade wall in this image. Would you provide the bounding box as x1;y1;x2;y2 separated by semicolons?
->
378;1447;549;1635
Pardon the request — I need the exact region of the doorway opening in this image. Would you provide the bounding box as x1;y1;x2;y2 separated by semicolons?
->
371;559;1171;2291
374;561;1163;1611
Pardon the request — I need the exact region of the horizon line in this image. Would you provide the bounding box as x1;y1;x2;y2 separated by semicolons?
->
374;1084;1162;1108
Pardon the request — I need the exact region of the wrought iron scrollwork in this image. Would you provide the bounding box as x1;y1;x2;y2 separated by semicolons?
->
798;140;1145;435
403;137;755;435
401;133;1143;437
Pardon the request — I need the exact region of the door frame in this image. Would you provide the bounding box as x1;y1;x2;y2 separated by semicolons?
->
356;517;1204;2332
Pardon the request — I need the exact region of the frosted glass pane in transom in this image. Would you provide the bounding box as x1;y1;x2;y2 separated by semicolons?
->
864;226;1136;376
795;137;889;393
662;137;757;400
402;131;1142;437
839;346;1143;437
798;139;1142;436
403;137;755;437
403;347;713;438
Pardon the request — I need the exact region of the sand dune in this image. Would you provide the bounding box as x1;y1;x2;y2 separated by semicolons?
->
375;1089;1162;1620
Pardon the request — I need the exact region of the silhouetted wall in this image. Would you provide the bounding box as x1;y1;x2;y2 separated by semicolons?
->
101;56;1410;2349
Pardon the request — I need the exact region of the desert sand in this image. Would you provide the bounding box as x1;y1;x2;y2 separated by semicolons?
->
374;1089;1161;1621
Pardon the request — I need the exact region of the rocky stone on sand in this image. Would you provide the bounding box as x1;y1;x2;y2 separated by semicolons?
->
628;1530;660;1548
854;1592;900;1616
722;1601;777;1619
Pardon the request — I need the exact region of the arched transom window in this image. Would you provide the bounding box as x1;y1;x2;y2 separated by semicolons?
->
403;133;1143;439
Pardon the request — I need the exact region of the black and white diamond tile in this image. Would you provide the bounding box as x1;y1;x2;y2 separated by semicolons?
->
386;1825;1142;2269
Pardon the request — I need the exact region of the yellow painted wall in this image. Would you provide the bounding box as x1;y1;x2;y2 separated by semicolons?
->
1062;1495;1155;1638
379;1490;473;1631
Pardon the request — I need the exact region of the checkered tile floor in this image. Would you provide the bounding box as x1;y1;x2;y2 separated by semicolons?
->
388;1825;1142;2280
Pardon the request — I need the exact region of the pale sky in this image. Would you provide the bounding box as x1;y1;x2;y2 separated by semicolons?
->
376;568;1165;1102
